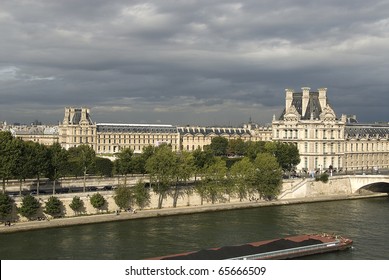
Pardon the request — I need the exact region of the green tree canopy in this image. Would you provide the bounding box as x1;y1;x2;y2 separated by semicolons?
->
18;194;40;220
244;141;266;161
265;142;300;173
94;157;114;177
90;193;106;211
253;153;283;200
47;143;69;195
69;196;84;215
0;193;14;221
207;136;229;156
0;132;21;192
133;180;151;209
145;144;177;208
114;186;133;210
227;138;246;156
115;148;134;186
203;157;227;204
44;196;63;218
230;157;256;201
68;145;96;192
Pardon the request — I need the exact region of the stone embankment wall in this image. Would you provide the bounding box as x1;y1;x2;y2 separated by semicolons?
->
9;175;383;221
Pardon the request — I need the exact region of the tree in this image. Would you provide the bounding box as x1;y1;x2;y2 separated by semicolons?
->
114;186;133;210
253;153;283;200
130;146;156;175
115;148;134;187
18;194;40;220
203;157;227;204
192;148;215;180
0;192;14;222
68;145;96;192
44;196;63;218
245;141;266;161
94;157;113;177
90;193;106;212
13;139;30;196
47;143;69;195
173;151;195;207
69;196;84;216
227;138;246;156
230;157;256;201
132;180;151;209
25;141;50;195
146;144;177;209
265;142;300;175
0;132;20;193
208;136;229;156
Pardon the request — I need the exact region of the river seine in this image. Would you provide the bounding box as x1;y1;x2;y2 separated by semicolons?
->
1;196;389;260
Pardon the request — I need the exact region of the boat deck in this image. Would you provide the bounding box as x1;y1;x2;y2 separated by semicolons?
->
150;234;352;260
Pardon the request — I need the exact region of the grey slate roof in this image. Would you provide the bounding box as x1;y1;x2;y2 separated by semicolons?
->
97;123;177;133
279;92;325;120
345;124;389;138
72;109;93;125
177;127;251;136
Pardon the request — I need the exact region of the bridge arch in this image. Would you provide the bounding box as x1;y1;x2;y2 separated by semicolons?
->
357;182;389;193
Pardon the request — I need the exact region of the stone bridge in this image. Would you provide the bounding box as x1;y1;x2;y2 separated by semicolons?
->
279;175;389;200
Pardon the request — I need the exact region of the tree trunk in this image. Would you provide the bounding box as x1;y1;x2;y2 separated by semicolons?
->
83;167;87;192
36;175;40;196
19;179;22;196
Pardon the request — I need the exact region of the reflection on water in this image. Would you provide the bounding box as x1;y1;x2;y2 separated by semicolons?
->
1;197;389;259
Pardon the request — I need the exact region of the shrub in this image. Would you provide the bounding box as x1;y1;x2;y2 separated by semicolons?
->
18;195;40;220
69;196;84;215
44;196;63;218
316;173;329;183
0;193;14;221
90;193;106;211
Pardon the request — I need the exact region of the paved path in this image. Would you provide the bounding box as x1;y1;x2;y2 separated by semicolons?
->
1;193;387;233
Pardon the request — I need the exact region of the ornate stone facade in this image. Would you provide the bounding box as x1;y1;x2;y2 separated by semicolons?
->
272;87;389;172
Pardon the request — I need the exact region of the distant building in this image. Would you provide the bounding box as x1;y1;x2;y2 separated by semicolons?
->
10;124;59;146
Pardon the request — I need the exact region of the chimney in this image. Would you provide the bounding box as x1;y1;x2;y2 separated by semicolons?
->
69;108;75;124
285;89;294;112
63;107;70;124
301;87;310;117
81;108;88;123
318;88;327;109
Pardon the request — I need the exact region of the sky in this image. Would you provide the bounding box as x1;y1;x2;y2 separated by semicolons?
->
1;0;389;126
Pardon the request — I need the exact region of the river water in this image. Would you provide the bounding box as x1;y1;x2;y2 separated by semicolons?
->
1;196;389;260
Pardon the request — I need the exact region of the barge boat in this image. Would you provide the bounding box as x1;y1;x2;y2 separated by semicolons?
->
149;233;353;260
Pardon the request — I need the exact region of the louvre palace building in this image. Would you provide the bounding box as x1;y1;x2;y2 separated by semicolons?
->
6;87;389;173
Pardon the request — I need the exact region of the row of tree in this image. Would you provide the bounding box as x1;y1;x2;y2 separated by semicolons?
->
0;131;115;194
1;131;300;208
0;181;151;221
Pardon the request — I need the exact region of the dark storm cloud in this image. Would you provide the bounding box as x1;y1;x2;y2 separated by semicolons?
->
1;0;389;125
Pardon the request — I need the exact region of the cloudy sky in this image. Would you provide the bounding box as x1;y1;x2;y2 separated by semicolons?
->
1;0;389;126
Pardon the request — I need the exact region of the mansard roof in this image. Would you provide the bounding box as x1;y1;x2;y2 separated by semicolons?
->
279;92;327;120
72;109;93;125
345;124;389;138
96;123;177;133
177;127;251;136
